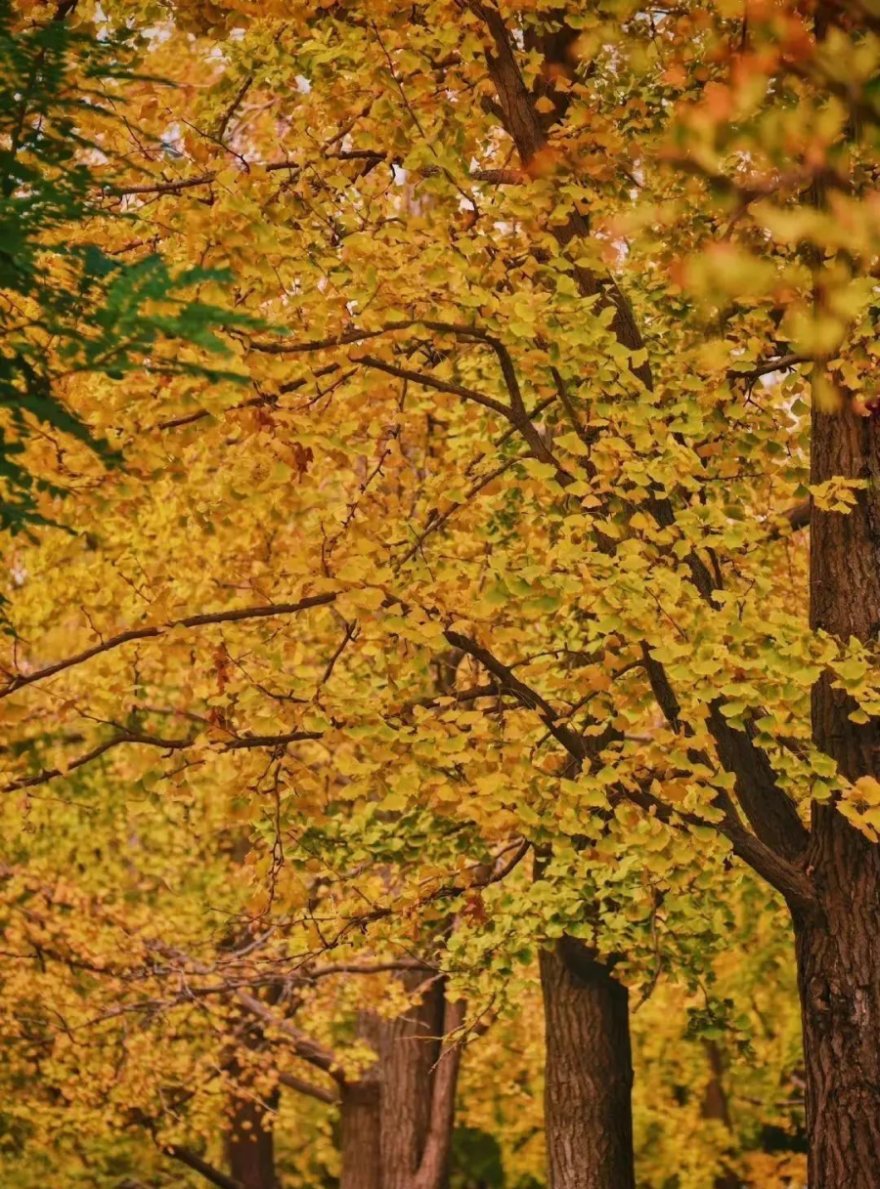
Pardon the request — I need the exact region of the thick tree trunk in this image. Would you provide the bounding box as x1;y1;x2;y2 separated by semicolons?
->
793;819;880;1188
539;937;635;1189
797;403;880;1186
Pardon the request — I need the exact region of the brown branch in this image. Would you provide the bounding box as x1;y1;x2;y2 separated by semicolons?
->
627;782;814;912
728;354;809;382
165;1146;242;1189
641;646;810;868
247;323;416;356
357;354;511;419
705;704;809;861
4;728;325;794
113;174;221;196
471;166;525;184
778;499;810;534
305;959;435;979
152;364;340;432
107;156;526;199
361;356;565;475
277;1070;339;1105
248;318;565;472
443;629;600;762
0;593;337;700
234;992;345;1083
469;0;810;877
215;75;254;142
398;457;521;567
4;737;124;792
52;0;79;20
468;1;650;376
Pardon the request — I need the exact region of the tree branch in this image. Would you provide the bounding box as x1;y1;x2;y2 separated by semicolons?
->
705;703;809;862
467;0;650;376
152;364;341;432
641;646;810;864
166;1145;242;1189
107;156;526;199
627;782;814;912
443;629;609;762
234;992;345;1083
4;728;326;794
278;1070;339;1105
357;354;511;418
0;593;336;700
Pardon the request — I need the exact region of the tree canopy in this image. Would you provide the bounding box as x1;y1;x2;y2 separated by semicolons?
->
1;1;879;1186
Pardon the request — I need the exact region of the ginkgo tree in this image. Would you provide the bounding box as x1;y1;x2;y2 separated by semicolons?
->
2;0;880;1187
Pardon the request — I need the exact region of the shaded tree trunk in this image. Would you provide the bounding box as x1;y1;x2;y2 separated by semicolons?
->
340;1023;382;1189
340;974;460;1189
539;937;635;1189
226;1083;277;1189
380;971;444;1189
796;402;880;1187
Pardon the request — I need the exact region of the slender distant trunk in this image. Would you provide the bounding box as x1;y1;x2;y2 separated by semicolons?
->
701;1041;739;1189
227;1084;277;1189
221;837;277;1189
796;402;880;1187
540;937;635;1189
340;974;460;1189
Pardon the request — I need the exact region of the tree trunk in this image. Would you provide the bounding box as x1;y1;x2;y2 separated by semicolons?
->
539;937;635;1189
379;971;444;1189
227;1085;277;1189
793;822;880;1188
797;402;880;1186
701;1041;740;1189
339;975;458;1189
340;1055;382;1189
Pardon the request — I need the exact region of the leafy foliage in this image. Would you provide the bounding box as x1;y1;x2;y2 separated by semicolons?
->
0;0;877;1185
0;0;253;534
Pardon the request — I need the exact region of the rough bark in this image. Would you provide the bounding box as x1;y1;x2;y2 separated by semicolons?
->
411;996;466;1189
795;403;880;1187
539;937;635;1189
339;975;460;1189
340;1026;383;1189
221;883;278;1189
379;971;444;1189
